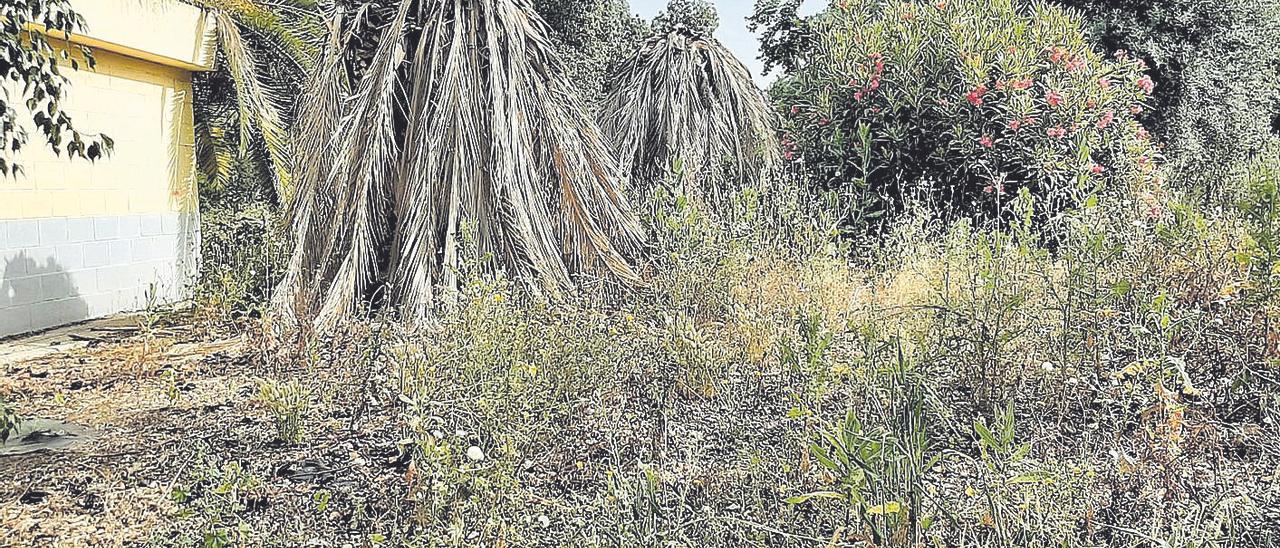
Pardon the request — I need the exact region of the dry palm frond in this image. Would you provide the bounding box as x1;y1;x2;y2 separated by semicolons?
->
599;27;780;203
276;0;644;328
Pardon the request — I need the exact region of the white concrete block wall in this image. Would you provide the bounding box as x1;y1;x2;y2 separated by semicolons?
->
0;213;199;338
0;1;210;339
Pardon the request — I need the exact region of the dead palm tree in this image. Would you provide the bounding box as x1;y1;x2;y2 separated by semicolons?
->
599;0;779;203
274;0;645;328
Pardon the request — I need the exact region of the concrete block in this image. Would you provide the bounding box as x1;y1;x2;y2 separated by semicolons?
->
114;288;141;311
84;292;115;318
118;216;142;239
39;272;76;302
55;244;84;270
140;214;164;236
7;220;39;248
0;222;7;250
109;240;132;266
83;243;110;268
131;239;152;262
28;303;61;332
1;251;29;279
161;213;180;235
69;269;98;295
23;248;56;275
66;217;96;243
0;304;32;338
38;218;68;246
3;276;42;307
43;297;90;326
95;267;119;292
94;216;119;241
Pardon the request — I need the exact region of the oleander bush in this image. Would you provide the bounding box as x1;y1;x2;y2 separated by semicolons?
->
772;0;1161;230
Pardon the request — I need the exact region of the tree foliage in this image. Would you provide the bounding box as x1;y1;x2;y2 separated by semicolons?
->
187;0;326;204
1053;0;1280;197
0;0;111;177
533;0;650;110
747;0;813;75
653;0;718;37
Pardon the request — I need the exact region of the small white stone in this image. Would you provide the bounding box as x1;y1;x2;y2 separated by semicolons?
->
538;515;550;528
466;446;485;462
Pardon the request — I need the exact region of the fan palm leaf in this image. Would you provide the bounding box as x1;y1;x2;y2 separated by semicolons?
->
599;25;780;203
276;0;644;327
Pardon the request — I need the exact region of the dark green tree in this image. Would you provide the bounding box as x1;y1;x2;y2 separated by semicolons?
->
1052;0;1280;197
533;0;650;109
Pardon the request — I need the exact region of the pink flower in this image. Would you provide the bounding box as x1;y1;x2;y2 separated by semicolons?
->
790;105;801;115
995;79;1007;91
869;77;881;91
1049;47;1068;64
1091;163;1106;175
818;118;831;126
1136;127;1150;141
1045;90;1064;107
784;150;795;160
1023;116;1038;127
1047;126;1067;139
1098;77;1112;89
1013;77;1034;90
1137;75;1155;95
1130;105;1144;115
1097;109;1115;129
1008;119;1022;130
983;184;996;194
979;135;995;148
1065;56;1085;72
966;85;989;106
1086;99;1098;109
854;90;865;102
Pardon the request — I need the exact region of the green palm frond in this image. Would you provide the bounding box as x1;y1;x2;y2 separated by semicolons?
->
213;9;293;195
190;0;324;70
186;0;323;200
599;23;780;203
276;0;645;328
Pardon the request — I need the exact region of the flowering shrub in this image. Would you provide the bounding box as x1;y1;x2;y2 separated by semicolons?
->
773;0;1161;227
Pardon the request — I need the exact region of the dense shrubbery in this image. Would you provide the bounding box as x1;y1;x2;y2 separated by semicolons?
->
1055;0;1280;197
772;0;1161;229
194;204;285;327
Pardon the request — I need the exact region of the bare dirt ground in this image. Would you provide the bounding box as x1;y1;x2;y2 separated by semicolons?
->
0;319;410;547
